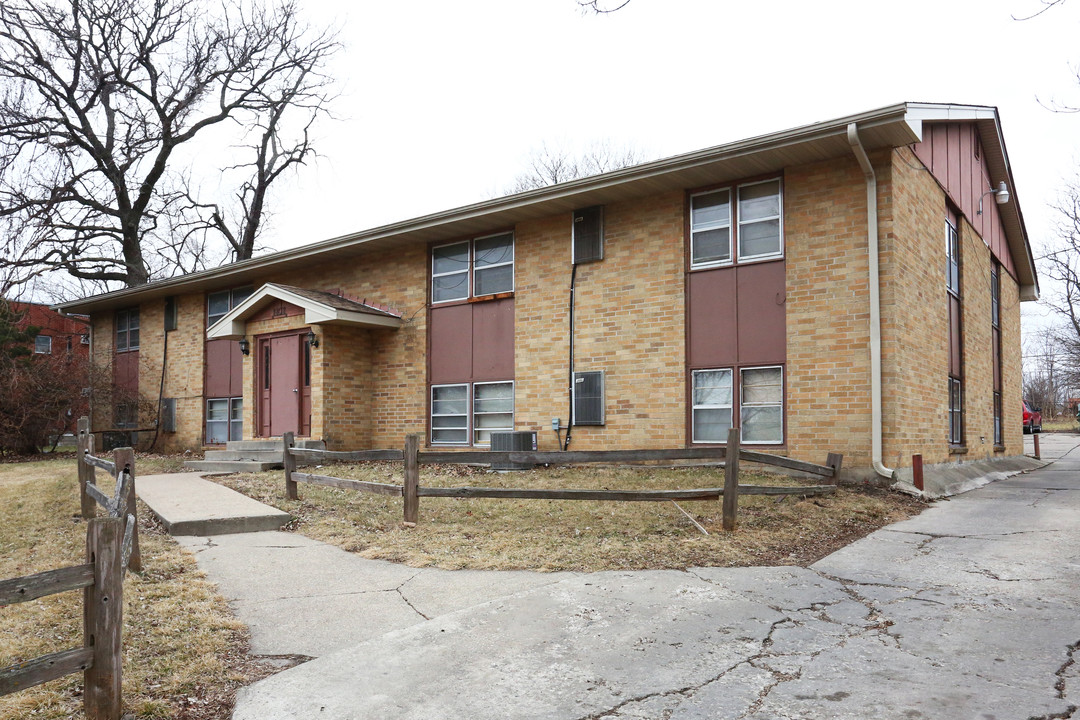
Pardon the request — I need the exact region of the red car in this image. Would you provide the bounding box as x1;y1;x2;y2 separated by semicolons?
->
1023;402;1042;434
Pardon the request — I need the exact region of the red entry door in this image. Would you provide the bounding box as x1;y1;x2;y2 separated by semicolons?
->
260;334;302;437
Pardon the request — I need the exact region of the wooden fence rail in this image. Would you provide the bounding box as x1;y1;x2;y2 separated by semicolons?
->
283;431;842;531
0;517;125;719
76;417;140;573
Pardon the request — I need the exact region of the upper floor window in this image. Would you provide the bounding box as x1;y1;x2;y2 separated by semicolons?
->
991;262;1000;328
691;179;782;269
208;286;254;327
34;334;52;354
432;232;514;303
116;308;139;352
946;219;960;297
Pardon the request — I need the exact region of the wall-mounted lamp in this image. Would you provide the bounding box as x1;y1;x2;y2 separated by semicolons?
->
238;338;250;356
977;181;1010;215
307;330;319;349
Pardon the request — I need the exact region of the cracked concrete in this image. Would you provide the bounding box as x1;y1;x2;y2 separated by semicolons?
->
170;432;1080;718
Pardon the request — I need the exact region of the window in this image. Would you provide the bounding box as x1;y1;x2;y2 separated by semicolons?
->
949;378;963;445
431;384;469;444
740;366;783;444
992;262;1003;446
690;179;782;269
692;369;733;443
431;233;514;303
34;334;52;354
114;403;136;429
208;286;254;327
207;398;243;443
116;309;139;352
946;219;960;297
430;381;515;446
573;371;605;425
473;381;514;445
573;206;604;264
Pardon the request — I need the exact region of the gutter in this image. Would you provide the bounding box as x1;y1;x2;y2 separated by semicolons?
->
847;123;896;481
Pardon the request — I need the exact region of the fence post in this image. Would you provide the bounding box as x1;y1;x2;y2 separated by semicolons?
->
77;417;96;519
403;434;419;525
283;432;298;500
112;447;140;573
84;516;123;720
825;452;843;485
722;427;740;531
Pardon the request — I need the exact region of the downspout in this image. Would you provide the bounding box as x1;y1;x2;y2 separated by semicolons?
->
563;263;578;450
847;123;895;480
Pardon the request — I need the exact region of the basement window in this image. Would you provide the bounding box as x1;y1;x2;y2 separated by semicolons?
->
740;366;783;444
206;397;242;444
691;369;733;443
473;381;514;445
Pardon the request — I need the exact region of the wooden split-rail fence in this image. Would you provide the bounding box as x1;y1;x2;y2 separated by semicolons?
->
283;428;843;531
0;417;140;719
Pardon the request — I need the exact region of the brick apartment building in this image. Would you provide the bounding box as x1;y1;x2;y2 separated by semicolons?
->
55;102;1038;483
9;301;90;361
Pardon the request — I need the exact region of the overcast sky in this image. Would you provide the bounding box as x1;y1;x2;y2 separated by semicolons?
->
198;0;1077;329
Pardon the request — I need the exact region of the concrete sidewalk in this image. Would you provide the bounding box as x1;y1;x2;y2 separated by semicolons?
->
136;472;291;535
223;436;1080;719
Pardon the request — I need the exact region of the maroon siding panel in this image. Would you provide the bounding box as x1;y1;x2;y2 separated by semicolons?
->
205;339;242;397
472;298;514;381
688;268;738;367
429;304;473;384
113;350;139;394
736;260;787;365
915;123;1020;282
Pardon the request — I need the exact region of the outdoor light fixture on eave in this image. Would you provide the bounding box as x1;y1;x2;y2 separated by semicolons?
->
238;338;250;356
977;181;1010;215
307;330;319;349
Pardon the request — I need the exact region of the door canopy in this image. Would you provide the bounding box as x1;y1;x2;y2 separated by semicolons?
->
206;283;402;340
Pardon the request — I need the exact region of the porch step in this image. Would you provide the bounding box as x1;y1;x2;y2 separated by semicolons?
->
183;460;283;473
204;449;284;462
227;438;325;452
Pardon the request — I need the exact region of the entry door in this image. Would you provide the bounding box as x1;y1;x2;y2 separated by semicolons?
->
259;333;302;437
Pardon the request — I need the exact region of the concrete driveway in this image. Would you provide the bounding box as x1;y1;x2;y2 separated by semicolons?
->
185;438;1080;719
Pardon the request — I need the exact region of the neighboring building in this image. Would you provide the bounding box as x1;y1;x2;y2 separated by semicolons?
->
54;102;1038;484
9;301;90;361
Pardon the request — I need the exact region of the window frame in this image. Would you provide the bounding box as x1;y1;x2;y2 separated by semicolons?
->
115;308;140;352
34;334;52;354
691;368;734;444
689;177;783;270
431;233;515;305
207;286;254;327
430;383;470;446
949;378;963;445
946;218;960;299
206;397;243;444
739;365;785;445
472;380;515;446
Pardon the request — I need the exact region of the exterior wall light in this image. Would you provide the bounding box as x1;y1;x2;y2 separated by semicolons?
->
977;181;1010;215
238;338;250;355
307;330;319;349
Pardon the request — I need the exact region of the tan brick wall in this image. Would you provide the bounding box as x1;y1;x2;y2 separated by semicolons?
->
139;294;207;452
785;155;879;468
513;191;686;450
89;314;113;432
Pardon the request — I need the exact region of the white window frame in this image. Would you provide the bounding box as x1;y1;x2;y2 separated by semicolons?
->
689;189;733;270
472;380;514;446
431;241;471;304
431;383;470;445
115;308;139;352
34;334;52;354
691;368;734;444
472;232;515;298
739;365;784;445
206;397;243;444
946;218;960;298
736;179;784;263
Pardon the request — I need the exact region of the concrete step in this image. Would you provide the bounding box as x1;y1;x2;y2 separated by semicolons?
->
226;438;325;452
205;449;285;462
137;472;292;536
183;460;283;473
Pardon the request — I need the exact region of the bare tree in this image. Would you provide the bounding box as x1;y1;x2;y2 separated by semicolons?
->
506;140;647;194
1038;181;1080;393
0;0;338;289
578;0;632;13
1024;327;1068;415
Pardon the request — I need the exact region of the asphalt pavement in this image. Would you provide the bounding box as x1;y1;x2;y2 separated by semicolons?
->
152;437;1080;719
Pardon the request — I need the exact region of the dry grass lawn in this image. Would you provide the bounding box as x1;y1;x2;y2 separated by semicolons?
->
0;455;272;720
215;461;927;572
